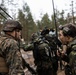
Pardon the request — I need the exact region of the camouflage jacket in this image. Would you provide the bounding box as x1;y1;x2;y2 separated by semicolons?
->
0;35;24;75
22;38;52;69
67;37;76;74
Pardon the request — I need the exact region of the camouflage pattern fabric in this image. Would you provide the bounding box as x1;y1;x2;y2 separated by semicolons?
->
66;38;76;75
0;35;24;75
22;37;54;75
35;40;54;75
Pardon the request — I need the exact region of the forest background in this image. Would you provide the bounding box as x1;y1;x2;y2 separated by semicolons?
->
0;0;76;44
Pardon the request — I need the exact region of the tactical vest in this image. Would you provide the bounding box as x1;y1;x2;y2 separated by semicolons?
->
0;36;9;72
0;57;8;72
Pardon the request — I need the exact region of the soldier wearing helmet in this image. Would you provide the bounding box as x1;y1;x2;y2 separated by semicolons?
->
2;20;23;40
0;20;25;75
3;20;22;32
58;23;76;75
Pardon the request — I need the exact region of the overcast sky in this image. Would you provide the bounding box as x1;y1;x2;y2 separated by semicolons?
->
23;0;74;20
0;0;76;21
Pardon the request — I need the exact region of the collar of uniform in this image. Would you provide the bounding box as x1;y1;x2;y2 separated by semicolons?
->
4;34;16;41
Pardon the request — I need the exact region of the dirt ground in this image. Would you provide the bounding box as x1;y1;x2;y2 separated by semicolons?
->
21;50;65;75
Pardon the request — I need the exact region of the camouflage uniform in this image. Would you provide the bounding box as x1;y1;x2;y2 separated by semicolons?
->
35;40;53;75
23;35;54;75
44;35;58;75
62;37;76;75
0;36;24;75
0;20;24;75
58;23;76;75
65;37;76;75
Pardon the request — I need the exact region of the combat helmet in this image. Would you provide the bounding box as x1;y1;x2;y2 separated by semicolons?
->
3;20;23;32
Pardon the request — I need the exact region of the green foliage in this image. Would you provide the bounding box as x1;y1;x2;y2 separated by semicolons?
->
41;13;51;28
17;3;37;43
1;0;76;44
58;10;67;25
36;20;42;30
36;13;51;30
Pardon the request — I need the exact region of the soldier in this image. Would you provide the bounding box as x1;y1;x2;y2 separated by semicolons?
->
31;33;54;75
44;32;58;75
23;28;57;75
0;20;24;75
58;23;76;75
